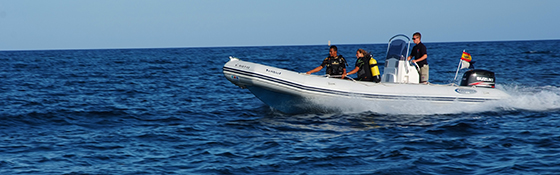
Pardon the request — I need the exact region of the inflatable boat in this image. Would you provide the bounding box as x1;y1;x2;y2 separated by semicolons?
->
223;35;510;114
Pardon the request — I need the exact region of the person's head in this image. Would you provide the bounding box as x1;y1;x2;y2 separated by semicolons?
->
412;32;422;44
356;48;368;58
329;45;338;57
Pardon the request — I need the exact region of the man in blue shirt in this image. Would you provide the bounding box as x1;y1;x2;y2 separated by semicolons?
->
407;32;429;83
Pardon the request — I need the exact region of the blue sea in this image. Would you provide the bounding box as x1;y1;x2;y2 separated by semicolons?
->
1;40;560;174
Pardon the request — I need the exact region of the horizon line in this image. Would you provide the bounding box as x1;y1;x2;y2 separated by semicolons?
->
1;38;559;52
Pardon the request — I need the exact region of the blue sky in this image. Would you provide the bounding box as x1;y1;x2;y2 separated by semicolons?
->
1;0;559;50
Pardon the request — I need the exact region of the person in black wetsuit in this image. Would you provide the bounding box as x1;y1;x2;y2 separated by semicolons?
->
306;45;347;79
347;49;381;82
407;32;429;83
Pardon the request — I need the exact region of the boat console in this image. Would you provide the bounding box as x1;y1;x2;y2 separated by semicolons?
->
381;34;419;84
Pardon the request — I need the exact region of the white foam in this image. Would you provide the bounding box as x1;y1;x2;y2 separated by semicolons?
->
306;95;493;115
497;84;560;111
303;84;560;115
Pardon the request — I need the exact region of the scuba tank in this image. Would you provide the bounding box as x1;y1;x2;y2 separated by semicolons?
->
369;55;380;77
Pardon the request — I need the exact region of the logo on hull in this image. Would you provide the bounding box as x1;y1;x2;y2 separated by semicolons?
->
455;88;477;94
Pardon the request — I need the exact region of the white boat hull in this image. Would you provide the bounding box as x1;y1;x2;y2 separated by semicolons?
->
223;58;510;114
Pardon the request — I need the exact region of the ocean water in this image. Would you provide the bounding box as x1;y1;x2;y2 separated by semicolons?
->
1;40;560;174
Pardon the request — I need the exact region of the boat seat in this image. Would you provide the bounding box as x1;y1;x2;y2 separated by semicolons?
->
382;73;396;83
381;58;399;83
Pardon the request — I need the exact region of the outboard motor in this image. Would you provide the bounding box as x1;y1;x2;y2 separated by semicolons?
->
460;69;495;88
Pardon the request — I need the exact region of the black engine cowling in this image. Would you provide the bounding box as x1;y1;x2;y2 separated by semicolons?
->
460;69;495;88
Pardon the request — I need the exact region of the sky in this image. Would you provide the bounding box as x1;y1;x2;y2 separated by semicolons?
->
0;0;559;51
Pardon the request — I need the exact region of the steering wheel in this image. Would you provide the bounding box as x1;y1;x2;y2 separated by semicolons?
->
410;61;420;70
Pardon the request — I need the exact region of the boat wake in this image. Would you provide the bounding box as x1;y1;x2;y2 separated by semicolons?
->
305;96;493;115
498;84;560;111
299;84;560;115
254;85;560;132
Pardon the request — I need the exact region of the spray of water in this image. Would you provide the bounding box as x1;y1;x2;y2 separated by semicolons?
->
498;84;560;111
301;84;560;115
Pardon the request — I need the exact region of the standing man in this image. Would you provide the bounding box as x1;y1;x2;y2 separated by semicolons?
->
306;45;347;79
407;32;429;83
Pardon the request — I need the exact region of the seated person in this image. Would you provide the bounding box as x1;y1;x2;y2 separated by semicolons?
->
347;49;380;82
306;45;347;79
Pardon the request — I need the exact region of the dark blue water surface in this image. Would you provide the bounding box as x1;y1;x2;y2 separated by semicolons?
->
1;40;560;174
